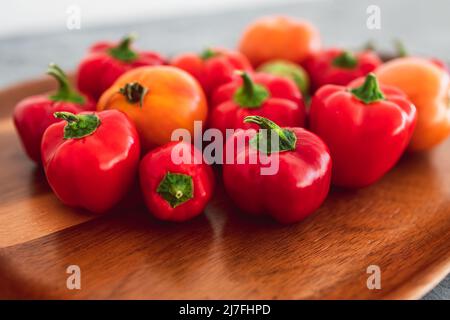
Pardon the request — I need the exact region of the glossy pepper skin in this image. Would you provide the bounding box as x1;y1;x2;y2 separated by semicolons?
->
210;72;306;135
223;116;331;224
139;141;214;222
41;110;140;213
304;48;381;92
310;73;417;188
13;64;94;164
376;57;450;151
77;35;165;101
97;66;208;151
171;47;252;97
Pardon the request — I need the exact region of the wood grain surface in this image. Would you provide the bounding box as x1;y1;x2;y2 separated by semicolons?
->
0;77;449;299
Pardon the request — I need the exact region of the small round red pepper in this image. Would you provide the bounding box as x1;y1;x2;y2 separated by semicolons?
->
309;73;417;188
209;72;306;135
223;116;331;224
139;141;214;222
77;35;166;101
41;110;141;213
304;48;381;92
171;47;252;97
13;64;94;164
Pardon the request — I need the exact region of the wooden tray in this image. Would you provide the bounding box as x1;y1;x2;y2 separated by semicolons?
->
0;76;449;300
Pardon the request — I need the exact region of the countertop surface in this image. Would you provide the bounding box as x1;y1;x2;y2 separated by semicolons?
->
0;0;448;299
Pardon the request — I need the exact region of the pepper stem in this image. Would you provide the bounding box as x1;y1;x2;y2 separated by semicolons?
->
350;73;385;104
200;48;217;60
47;63;85;104
54;111;100;139
242;72;255;96
108;34;138;62
156;172;194;208
394;39;408;57
332;51;358;69
363;40;376;52
233;72;269;108
244;116;297;154
119;82;148;107
54;111;79;122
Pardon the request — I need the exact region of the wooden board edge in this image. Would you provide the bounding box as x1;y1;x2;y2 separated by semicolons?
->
383;250;450;300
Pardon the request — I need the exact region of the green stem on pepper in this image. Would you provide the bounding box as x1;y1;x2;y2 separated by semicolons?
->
233;72;269;108
108;34;138;62
54;111;100;139
244;115;297;154
200;48;217;60
156;172;194;208
47;63;85;104
119;82;148;107
394;39;408;57
332;51;358;69
351;73;385;104
350;73;385;104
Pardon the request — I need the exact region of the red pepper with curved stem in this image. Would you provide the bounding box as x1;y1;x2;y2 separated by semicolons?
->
139;141;214;222
309;73;417;188
209;72;306;136
304;48;381;92
13;63;94;164
223;116;331;224
41;110;140;213
171;47;252;97
76;34;166;101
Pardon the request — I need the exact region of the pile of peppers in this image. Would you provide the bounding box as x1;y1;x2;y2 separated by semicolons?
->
13;15;450;224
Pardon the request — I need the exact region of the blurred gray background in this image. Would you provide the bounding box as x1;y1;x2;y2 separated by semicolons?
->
1;0;450;86
0;0;448;299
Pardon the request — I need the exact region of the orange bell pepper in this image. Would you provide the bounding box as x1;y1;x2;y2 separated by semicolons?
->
376;57;450;151
97;66;207;151
238;16;321;67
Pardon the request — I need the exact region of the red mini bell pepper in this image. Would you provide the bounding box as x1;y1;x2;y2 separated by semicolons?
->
309;73;417;188
171;47;252;97
139;141;214;222
209;72;306;135
223;116;331;223
13;64;94;164
41;110;140;213
304;48;381;92
77;35;166;101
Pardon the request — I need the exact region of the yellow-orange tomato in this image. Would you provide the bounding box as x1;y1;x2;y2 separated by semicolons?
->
376;57;450;151
238;16;321;67
98;66;207;151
